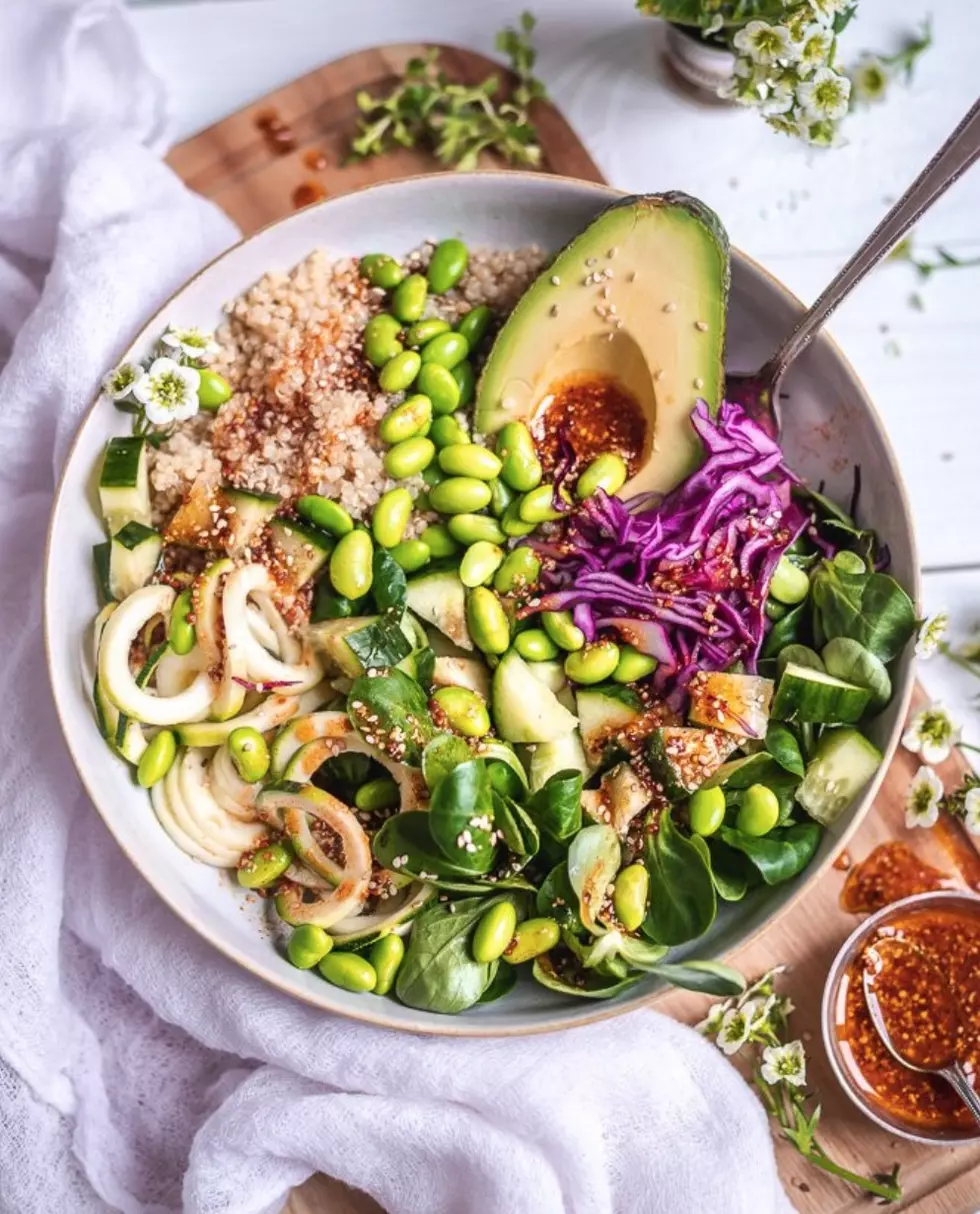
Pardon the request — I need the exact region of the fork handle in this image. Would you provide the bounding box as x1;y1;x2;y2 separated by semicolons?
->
760;96;980;386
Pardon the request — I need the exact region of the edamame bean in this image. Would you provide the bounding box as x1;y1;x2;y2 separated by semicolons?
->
329;529;374;600
197;369;232;411
136;728;176;788
378;350;421;394
432;685;491;736
313;585;357;620
238;842;292;889
564;640;620;685
427;238;469;294
416;362;461;415
358;253;389;278
501;499;536;538
297;495;354;536
430;415;470;449
438;443;502;481
764;598;788;622
542;610;585;652
419;523;459;558
287;924;332;970
513;629;559;662
488;477;515;518
422;463;446;490
421;331;470;371
318;951;377;993
390;539;431;573
369;933;405;996
383;436;435;480
452;359;475;406
405;318;451;347
612;644;658;684
576;452;628;499
502;917;560;965
446;513;506;546
228;726;271;783
168;589;196;655
378;394;432;445
355;777;400;812
460;541;505;588
360;253;405;289
390;273;428;323
362;313;404;368
613;864;649;932
372;487;413;548
769;555;810;605
428;477;492;515
688;786;726;836
519;484;565;523
472;901;518;963
466;587;511;656
456;304;492;347
496;423;543;493
736;784;780;837
493;546;542;595
834;550;866;575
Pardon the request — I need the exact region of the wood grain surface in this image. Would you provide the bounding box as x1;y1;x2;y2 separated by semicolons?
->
166;45;979;1214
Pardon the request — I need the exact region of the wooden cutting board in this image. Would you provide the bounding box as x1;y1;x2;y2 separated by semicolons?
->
168;45;980;1214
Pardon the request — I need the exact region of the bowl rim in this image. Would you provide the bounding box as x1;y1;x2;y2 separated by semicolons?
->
820;888;980;1146
44;169;921;1036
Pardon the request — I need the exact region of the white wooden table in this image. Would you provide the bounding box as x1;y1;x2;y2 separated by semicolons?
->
131;0;980;731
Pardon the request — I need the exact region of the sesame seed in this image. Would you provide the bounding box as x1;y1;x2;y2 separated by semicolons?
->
695;320;709;331
663;302;677;314
550;275;561;286
585;257;597;267
654;369;664;382
607;247;618;258
694;377;704;389
550;304;559;317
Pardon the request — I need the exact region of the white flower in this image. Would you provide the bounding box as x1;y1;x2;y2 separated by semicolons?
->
804;118;845;149
696;1000;731;1035
850;56;890;102
963;788;980;837
739;965;787;1006
102;361;145;402
760;1040;807;1087
762;78;796;115
767;112;811;140
795;66;851;121
161;325;220;361
133;357;201;426
807;0;851;25
904;765;943;830
732;21;798;66
704;13;724;36
717;998;763;1055
915;611;948;660
795;23;834;76
902;702;961;764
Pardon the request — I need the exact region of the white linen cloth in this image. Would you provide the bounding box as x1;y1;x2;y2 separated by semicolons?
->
0;3;794;1211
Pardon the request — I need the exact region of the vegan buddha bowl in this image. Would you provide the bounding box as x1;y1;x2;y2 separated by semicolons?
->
46;174;918;1033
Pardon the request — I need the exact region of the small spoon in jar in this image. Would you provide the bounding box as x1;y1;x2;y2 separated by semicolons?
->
862;935;980;1128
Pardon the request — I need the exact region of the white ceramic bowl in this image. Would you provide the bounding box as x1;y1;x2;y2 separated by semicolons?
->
45;173;919;1035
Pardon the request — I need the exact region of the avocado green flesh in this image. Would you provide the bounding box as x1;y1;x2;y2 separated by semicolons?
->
475;192;729;496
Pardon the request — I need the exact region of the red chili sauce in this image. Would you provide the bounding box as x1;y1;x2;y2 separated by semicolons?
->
292;181;327;210
531;373;646;481
840;841;950;914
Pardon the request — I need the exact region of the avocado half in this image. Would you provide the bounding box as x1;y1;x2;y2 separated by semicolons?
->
474;192;730;496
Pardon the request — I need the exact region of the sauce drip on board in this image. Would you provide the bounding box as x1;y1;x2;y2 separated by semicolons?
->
292;181;327;210
254;108;297;155
839;841;950;914
532;373;646;480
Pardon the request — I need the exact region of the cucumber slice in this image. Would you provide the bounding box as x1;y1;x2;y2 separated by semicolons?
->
93;677;146;765
432;655;491;701
330;883;436;947
796;727;882;825
529;730;589;792
269;709;353;776
93;542;112;604
772;662;871;725
307;615;417;679
645;726;738;800
223;486;279;555
405;570;472;651
175;693;300;747
491;649;578;744
821;638;892;712
575;686;640;768
581;762;651;834
108;522;163;600
688;672;773;739
99;437;150;534
269;518;334;589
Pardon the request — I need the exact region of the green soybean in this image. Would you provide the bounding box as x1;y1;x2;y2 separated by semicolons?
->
405;318;451;347
519;484;565;523
446;513;506;546
358;253;389;278
369;933;405;996
329;529;374;600
372;487;413;548
428;477;492;515
496;423;542;493
613;864;649;932
238;842;292;890
542;611;585;652
427;238;469;294
313;586;357;620
769;556;810;605
834;550;866;576
421;331;469;371
421;462;446;489
501;499;536;537
362;313;404;368
688;786;726;837
452;359;476;406
765;598;788;622
514;629;558;662
612;644;658;684
432;685;491;737
318;952;377;993
494;546;541;595
168;589;196;655
488;477;515;518
456;303;492;347
384;436;435;480
502;917;560;965
390;539;431;573
430;415;470;449
136;728;176;788
472;901;517;963
564;640;620;685
460;541;505;588
576;452;628;499
390;273;428;323
466;587;510;656
355;777;400;812
438;443;502;481
360;253;405;289
419;523;459;558
736;784;780;837
197;369;232;411
378;350;421;394
228;726;271;783
297;495;354;536
378;395;432;445
287;924;332;970
416;362;461;415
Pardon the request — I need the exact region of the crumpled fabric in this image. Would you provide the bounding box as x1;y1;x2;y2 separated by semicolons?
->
0;3;794;1212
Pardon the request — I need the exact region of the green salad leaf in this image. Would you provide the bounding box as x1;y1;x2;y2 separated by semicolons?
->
691;834;749;902
492;792;540;859
641;809;717;946
765;722;806;777
428;758;496;874
525;769;583;843
810;559;916;662
643;959;746;997
535;861;582;930
345;611;412;671
348;668;433;765
531;949;640;1001
422;732;473;792
716;821;821;886
372;547;407;613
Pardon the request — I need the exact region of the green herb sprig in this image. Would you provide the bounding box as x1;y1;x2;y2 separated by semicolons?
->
889;236;980;282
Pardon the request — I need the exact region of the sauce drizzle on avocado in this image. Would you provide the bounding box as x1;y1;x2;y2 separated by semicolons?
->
532;372;647;480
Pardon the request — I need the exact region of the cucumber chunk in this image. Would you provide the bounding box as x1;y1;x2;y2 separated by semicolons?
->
269;518;335;589
645;726;738;800
575;686;640;768
772;662;871;725
491;649;578;743
405;570;472;651
99;437;150;534
223;486;279;555
529;730;589;792
108;521;163;600
796;727;882;825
